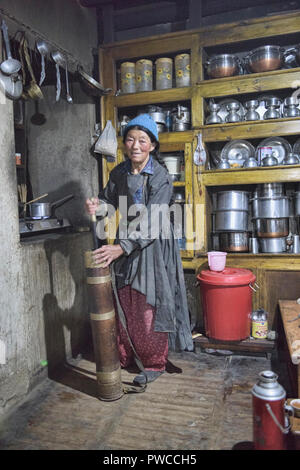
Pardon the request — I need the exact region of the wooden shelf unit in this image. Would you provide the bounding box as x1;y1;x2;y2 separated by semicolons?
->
99;12;300;348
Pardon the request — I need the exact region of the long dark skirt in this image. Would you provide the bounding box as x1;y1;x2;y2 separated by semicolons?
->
116;285;168;371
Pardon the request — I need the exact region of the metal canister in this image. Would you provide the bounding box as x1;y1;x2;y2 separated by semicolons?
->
175;53;190;87
120;62;136;93
252;370;291;450
155;57;173;90
135;59;153;92
252;308;268;339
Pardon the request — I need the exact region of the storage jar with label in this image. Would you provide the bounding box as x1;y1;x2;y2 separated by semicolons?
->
155;57;173;90
135;59;153;92
120;62;136;94
252;308;268;339
175;53;190;87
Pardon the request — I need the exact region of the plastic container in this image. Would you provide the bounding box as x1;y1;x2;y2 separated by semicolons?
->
155;57;173;90
207;251;227;271
120;62;136;93
175;53;190;87
197;267;256;341
135;59;153;92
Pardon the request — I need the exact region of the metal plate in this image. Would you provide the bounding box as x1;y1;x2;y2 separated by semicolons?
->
293;138;300;156
221;140;256;167
217;98;245;123
255;137;292;164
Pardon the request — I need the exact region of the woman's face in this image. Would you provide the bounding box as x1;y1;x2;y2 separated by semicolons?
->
124;129;155;169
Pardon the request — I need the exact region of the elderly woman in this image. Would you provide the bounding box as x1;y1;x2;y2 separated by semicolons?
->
85;114;193;385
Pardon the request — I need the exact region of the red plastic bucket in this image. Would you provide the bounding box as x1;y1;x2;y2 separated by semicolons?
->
197;267;256;341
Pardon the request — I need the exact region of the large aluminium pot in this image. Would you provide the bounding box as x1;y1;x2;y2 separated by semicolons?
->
253;218;289;238
294;192;300;216
29;194;74;219
244;45;284;73
205;54;240;78
254;183;285;198
258;237;287;253
218;231;249;252
251;196;290;219
216;190;249;211
215;209;248;232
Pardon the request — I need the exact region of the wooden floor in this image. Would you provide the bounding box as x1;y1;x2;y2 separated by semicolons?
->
0;349;281;451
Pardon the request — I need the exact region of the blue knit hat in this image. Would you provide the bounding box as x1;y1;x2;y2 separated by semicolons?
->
124;113;159;142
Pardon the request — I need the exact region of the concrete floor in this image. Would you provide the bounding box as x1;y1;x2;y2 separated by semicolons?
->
0;348;281;451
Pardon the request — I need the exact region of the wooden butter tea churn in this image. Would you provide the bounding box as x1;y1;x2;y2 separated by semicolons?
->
85;214;123;401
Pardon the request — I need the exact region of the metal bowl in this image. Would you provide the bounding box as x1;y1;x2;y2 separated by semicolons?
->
205;54;240;78
244;45;283;73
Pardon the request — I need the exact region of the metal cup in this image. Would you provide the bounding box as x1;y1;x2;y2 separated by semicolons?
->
249;237;259;254
293;234;300;253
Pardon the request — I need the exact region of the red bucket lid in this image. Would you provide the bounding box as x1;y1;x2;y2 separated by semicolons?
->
197;267;256;286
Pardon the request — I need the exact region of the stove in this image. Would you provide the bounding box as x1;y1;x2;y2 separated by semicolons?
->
19;217;71;235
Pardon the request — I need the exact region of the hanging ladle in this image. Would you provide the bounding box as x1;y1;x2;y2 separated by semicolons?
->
65;60;73;103
36;40;50;86
51;50;65;102
0;19;22;75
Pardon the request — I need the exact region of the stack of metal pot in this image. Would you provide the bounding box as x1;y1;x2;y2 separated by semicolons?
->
213;190;250;252
293;183;300;235
146;105;166;133
251;183;290;253
172;104;190;131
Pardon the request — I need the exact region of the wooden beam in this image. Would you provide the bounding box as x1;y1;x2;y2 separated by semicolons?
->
102;3;114;44
187;0;203;29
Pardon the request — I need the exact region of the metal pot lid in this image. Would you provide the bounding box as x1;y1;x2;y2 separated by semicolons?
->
221;139;256;165
197;267;256;285
255;137;292;164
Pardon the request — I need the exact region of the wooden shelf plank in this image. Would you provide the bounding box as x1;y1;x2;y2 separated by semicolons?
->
194;335;275;354
201;117;300;142
201;165;300;186
115;86;192;108
198;12;300;47
198;68;300;98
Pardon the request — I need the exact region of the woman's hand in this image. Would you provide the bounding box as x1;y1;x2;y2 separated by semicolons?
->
85;197;100;215
92;244;124;268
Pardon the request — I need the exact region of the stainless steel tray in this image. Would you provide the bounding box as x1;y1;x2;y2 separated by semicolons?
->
255;137;292;164
220;139;256;167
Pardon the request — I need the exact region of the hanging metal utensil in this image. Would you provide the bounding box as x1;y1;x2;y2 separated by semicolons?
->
0;20;22;75
36;40;50;86
22;37;43;100
0;69;23;100
51;51;65;102
65;60;73;103
77;65;112;96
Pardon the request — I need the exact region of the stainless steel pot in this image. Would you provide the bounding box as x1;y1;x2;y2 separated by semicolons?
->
244;45;284;73
255;183;285;198
294;192;300;216
216;190;249;211
215;209;248;232
29;194;74;219
172;121;189;131
149;111;166;124
253;218;289;238
218;231;249;252
258;237;287;253
205;54;240;78
251;196;290;219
